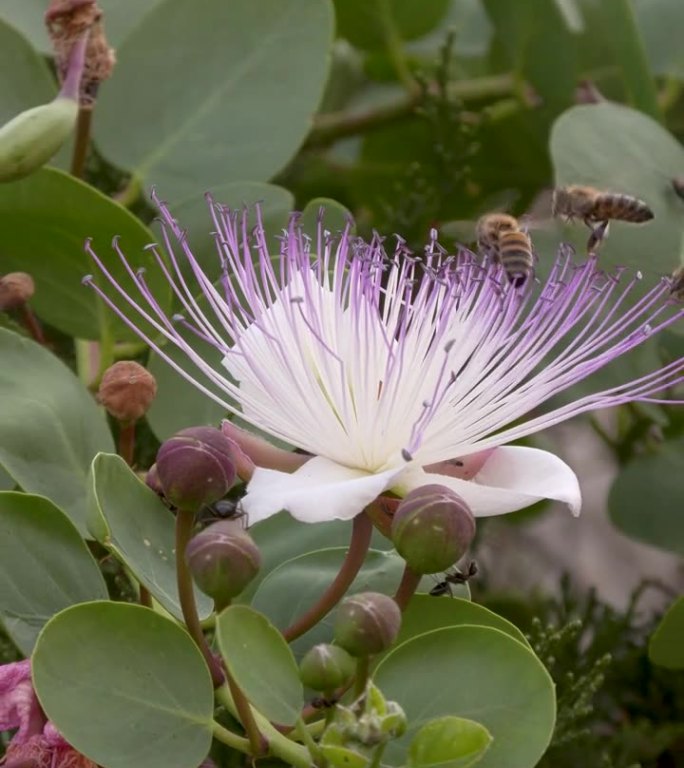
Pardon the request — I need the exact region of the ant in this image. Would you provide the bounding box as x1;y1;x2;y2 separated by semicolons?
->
429;561;478;597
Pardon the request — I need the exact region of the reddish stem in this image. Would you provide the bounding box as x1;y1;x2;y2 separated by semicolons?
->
19;306;45;345
393;565;422;611
117;421;136;466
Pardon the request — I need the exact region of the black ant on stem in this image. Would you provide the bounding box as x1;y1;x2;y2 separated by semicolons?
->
429;561;478;597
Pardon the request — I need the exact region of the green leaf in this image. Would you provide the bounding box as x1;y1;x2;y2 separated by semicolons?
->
0;328;114;535
408;716;492;768
598;0;661;120
649;596;684;669
0;0;164;54
0;492;108;655
634;0;684;79
374;626;555;768
333;0;450;51
0;465;15;491
216;604;303;726
250;548;458;656
608;438;684;557
87;453;214;619
33;601;214;768
94;0;334;201
0;167;169;341
0;19;55;124
396;595;530;649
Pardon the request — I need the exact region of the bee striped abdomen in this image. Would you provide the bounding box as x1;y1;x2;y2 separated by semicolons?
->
592;193;654;223
498;230;534;286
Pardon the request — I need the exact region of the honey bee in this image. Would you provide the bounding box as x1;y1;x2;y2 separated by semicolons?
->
552;185;654;252
670;266;684;301
429;561;479;597
476;213;535;286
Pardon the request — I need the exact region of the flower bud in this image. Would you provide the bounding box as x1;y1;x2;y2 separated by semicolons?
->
391;484;475;575
97;361;157;423
0;272;35;310
0;35;86;182
156;427;237;511
185;520;261;603
333;592;401;657
145;463;163;496
299;644;355;692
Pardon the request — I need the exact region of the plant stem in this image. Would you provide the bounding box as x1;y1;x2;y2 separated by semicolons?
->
138;585;152;608
175;508;224;687
70;107;92;178
211;720;251;754
305;74;514;148
393;565;422;611
295;718;321;762
377;0;417;94
226;669;267;756
283;512;373;642
216;685;312;768
19;306;45;345
353;656;370;698
118;421;136;466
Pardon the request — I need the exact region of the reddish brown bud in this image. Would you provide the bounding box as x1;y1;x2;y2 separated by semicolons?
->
299;644;355;692
391;484;475;575
97;361;157;423
186;520;261;603
0;273;35;311
156;427;237;511
333;592;401;657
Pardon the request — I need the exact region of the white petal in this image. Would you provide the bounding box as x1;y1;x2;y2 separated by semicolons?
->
398;446;581;517
242;456;405;524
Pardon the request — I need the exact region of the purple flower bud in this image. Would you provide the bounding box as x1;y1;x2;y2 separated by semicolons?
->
299;644;355;692
156;427;236;511
185;520;261;603
97;361;157;423
391;484;475;575
145;463;163;496
333;592;401;657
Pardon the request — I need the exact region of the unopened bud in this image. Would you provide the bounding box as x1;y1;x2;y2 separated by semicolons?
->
0;35;86;182
156;427;236;511
97;361;157;422
391;484;475;575
145;463;163;496
334;593;401;657
300;644;355;692
186;520;261;603
0;273;35;310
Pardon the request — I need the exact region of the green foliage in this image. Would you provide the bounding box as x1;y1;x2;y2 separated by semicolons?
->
649;596;684;669
408;716;492;768
0;492;108;654
33;602;214;768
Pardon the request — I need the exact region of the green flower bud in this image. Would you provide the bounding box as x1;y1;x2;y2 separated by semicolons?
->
156;426;236;511
391;484;475;575
319;726;372;768
299;644;355;692
333;592;401;657
186;520;261;603
0;35;86;182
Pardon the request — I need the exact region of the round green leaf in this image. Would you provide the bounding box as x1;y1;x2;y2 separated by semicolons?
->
0;328;114;534
649;596;684;669
334;0;450;51
0;19;55;124
0;492;108;655
216;604;303;726
33;601;214;768
374;626;555;768
0;0;164;54
609;437;684;557
299;197;353;240
0;167;169;341
87;452;214;619
408;716;493;768
0;464;15;491
550;103;684;282
94;0;334;201
634;0;684;79
396;595;530;649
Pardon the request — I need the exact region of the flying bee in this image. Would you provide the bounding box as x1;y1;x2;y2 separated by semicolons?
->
552;185;654;252
670;266;684;301
429;561;479;597
476;213;535;286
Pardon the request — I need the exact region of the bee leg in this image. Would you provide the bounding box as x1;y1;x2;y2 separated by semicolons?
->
586;220;609;254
